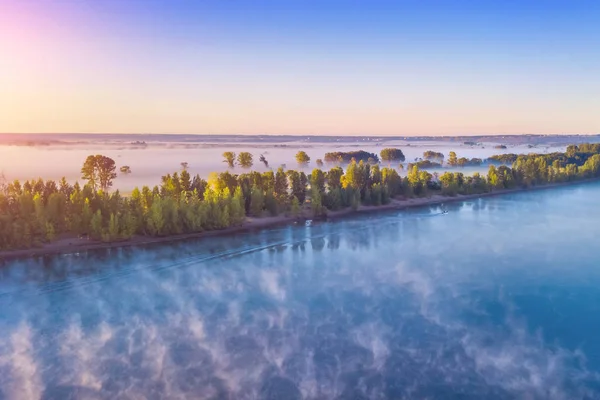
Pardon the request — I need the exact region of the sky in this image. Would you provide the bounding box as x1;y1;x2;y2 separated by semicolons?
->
1;0;599;136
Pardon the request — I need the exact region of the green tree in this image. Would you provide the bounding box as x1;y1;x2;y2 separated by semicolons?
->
310;188;326;217
230;187;246;225
250;186;264;216
180;170;192;192
290;196;301;217
326;167;343;190
223;152;236;168
341;160;359;189
108;213;120;241
237;152;254;168
90;209;103;239
380;148;406;163
423;151;444;161
287;170;307;203
81;155;117;191
295;151;311;166
310;169;326;194
274;167;288;206
448;151;458;166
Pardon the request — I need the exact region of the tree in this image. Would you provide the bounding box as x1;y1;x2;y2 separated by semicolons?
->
310;188;326;217
310;169;326;194
341;160;359;189
180;170;192;192
457;157;469;167
180;162;189;170
295;151;311;166
316;159;324;167
448;151;458;166
290;196;301;217
81;156;99;191
237;152;253;168
423;151;444;161
259;154;269;168
380;148;405;163
274;167;288;207
230;187;246;225
223;152;236;168
287;170;307;203
250;186;264;216
81;155;117;191
120;166;131;174
326;167;343;190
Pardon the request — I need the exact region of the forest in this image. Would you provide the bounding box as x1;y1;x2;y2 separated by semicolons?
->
1;145;600;251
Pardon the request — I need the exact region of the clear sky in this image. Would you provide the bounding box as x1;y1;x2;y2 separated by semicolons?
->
1;0;599;136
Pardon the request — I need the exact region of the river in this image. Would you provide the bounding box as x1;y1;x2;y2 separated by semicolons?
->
1;182;600;399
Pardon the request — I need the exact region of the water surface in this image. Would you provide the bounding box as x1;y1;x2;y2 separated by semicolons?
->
1;182;600;399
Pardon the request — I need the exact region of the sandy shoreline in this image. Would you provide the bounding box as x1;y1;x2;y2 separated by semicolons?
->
1;179;597;261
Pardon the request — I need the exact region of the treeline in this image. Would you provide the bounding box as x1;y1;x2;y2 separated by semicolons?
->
439;144;600;195
0;162;406;250
1;144;600;251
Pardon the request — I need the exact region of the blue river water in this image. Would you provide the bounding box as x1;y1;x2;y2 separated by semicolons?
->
2;182;600;399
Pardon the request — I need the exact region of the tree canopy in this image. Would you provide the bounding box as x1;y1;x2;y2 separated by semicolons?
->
380;148;406;163
295;151;311;165
324;151;379;164
237;152;253;168
81;155;117;191
223;152;236;168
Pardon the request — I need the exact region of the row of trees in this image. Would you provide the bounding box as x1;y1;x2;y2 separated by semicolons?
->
219;148;495;170
1;144;600;251
0;158;405;250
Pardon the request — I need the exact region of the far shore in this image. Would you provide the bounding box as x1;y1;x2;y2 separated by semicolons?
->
1;179;597;262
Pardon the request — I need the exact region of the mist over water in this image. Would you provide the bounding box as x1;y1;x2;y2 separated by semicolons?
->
0;141;564;192
2;182;600;399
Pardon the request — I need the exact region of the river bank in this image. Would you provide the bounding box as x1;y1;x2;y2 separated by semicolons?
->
0;179;597;261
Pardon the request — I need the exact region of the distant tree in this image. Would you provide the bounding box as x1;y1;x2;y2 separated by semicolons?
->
120;166;131;174
180;162;189;170
81;155;117;191
423;151;444;161
316;159;324;167
295;151;311;166
223;152;236;168
448;151;458;166
324;151;378;164
457;157;469;167
407;160;443;169
259;154;269;168
380;148;405;163
237;152;253;168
